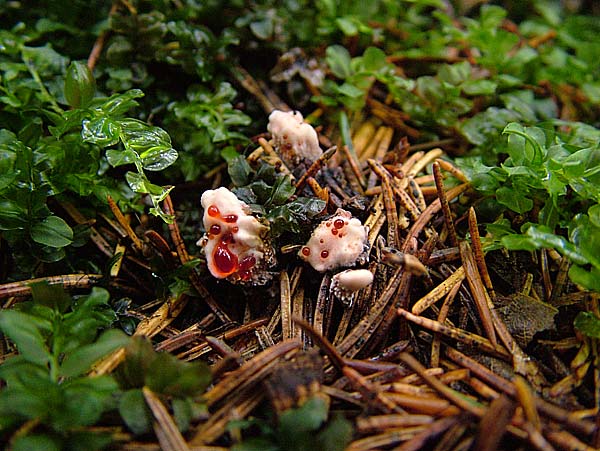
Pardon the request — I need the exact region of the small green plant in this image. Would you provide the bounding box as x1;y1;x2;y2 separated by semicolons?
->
166;82;252;181
115;337;211;435
230;396;353;451
0;283;129;451
459;121;600;292
0;38;179;274
227;156;326;238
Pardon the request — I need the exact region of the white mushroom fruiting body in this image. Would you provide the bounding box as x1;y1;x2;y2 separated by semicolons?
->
267;110;322;166
331;269;374;307
198;187;275;284
298;208;369;272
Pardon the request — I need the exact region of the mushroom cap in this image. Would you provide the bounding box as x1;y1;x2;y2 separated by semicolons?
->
298;208;369;272
335;269;374;292
199;187;274;284
267;110;322;165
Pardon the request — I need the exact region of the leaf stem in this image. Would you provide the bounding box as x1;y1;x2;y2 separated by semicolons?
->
22;56;64;114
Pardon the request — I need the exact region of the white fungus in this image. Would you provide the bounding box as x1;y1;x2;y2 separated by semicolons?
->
298;208;369;272
197;187;275;284
330;269;374;307
267;109;322;166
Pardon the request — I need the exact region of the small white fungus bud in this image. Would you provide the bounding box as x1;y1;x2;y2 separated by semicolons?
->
330;269;374;307
267;109;322;166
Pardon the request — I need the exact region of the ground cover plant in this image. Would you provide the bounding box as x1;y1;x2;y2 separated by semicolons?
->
1;1;600;450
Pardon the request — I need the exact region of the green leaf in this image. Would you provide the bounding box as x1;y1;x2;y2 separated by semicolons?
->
141;147;178;171
145;350;212;398
360;47;387;72
316;414;353;451
60;329;129;377
81;117;121;147
105;149;139;167
574;311;600;339
228;155;252;186
279;397;328;434
64;61;96;108
461;79;497;96
569;265;600;292
119;388;153;435
266;175;295;206
326;45;353;79
116;337;156;389
30;215;73;248
56;376;118;429
232;437;280;451
62;287;116;353
250;18;273;40
30;281;72;313
503;122;545;165
64;431;114;451
96;89;144;116
495;187;533;214
0;310;51;366
589;204;600;228
172;397;193;432
336;17;358;36
526;224;589;266
13;434;62;451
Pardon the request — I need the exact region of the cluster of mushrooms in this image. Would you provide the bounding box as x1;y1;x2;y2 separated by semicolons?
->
197;110;375;306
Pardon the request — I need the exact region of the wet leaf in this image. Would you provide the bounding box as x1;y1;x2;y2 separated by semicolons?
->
30;215;73;248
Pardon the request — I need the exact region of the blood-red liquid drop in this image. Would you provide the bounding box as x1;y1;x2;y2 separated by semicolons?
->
208;205;219;217
213;243;238;276
239;255;256;271
321;250;329;259
239;270;252;281
209;224;221;235
332;229;338;235
223;214;238;223
334;218;345;229
232;226;239;233
301;247;311;256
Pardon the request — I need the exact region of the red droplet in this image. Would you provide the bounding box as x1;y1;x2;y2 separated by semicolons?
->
239;270;252;281
232;226;239;233
213;243;238;276
334;218;345;229
332;229;338;235
208;205;219;217
326;222;331;227
321;250;329;259
223;214;238;223
239;255;256;271
221;232;234;244
319;239;324;244
301;247;311;256
209;224;221;235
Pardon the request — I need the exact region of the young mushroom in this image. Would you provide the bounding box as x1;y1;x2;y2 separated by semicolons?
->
197;187;276;285
298;208;369;272
267;109;322;167
330;268;374;307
